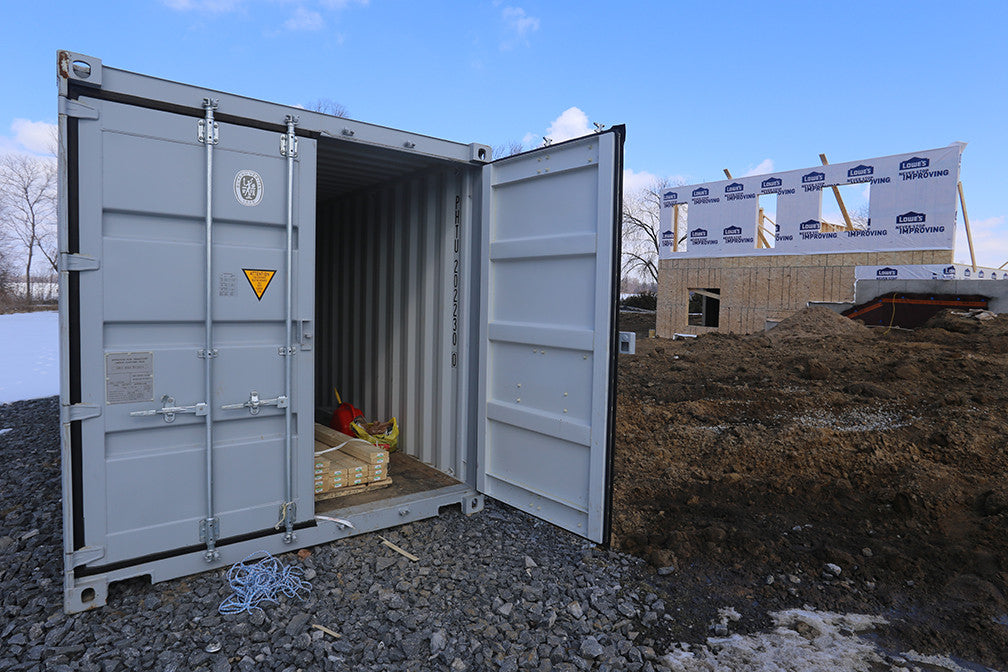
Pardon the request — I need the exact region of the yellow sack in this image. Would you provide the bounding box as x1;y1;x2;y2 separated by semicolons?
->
351;417;399;451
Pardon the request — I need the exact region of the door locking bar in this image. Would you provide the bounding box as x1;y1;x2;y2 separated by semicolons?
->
130;395;208;423
200;98;220;563
280;114;299;544
220;390;288;415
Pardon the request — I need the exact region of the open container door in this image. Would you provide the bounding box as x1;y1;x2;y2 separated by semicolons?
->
57;52;315;611
478;129;624;544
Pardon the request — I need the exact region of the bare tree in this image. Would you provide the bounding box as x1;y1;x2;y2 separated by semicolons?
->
0;154;57;302
306;98;349;118
493;140;525;159
851;202;870;229
0;241;13;308
621;177;679;287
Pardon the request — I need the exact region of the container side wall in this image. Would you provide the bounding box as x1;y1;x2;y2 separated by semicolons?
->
315;169;468;481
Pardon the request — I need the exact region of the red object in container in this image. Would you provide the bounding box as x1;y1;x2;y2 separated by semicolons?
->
329;389;363;435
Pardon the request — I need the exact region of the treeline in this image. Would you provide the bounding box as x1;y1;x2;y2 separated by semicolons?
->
0;152;57;312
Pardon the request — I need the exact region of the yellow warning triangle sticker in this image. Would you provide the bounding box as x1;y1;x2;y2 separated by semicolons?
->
242;268;276;301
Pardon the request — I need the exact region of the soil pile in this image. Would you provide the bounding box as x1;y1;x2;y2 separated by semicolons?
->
924;308;1007;335
613;311;1008;669
767;305;872;340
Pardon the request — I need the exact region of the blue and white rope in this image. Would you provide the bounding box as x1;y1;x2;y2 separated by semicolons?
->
218;551;312;615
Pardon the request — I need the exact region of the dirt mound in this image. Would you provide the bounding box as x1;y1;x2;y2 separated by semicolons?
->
766;305;871;340
613;314;1008;668
924;308;1005;334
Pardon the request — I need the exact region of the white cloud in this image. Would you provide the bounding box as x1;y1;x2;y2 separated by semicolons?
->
742;158;774;177
500;6;540;49
284;7;324;30
954;214;1008;269
0;119;57;157
520;107;593;149
623;168;660;195
623;168;688;198
546;107;592;143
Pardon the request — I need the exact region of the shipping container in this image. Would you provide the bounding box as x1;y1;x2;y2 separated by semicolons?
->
55;51;623;612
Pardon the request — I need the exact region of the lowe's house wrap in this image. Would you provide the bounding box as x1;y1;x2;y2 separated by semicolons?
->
854;264;1008;281
659;145;963;259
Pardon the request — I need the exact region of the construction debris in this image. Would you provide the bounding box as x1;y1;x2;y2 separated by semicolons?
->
379;535;419;562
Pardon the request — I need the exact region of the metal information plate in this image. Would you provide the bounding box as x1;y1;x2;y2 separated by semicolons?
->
105;352;154;404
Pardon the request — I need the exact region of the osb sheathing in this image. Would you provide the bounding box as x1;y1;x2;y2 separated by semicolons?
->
656;249;954;336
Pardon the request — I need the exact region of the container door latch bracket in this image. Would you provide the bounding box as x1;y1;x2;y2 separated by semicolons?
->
199;517;220;562
275;502;297;544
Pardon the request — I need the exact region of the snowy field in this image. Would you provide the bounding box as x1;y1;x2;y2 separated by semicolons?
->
0;311;58;403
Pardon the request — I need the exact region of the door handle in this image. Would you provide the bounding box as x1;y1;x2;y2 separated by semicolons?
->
130;395;208;423
220;390;288;415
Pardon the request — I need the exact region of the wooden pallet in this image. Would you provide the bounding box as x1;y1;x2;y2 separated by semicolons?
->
314;478;392;502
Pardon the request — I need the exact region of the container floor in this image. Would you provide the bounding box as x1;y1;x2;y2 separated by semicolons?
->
314;452;461;515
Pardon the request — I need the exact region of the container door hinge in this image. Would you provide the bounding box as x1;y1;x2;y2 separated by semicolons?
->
199;517;220;562
198;100;219;145
58;98;99;120
198;119;219;145
67;404;101;422
59;253;100;272
129;395;208;423
70;545;105;568
220;390;287;415
280;133;298;158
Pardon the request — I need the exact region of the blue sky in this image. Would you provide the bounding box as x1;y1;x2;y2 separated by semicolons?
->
2;0;1006;266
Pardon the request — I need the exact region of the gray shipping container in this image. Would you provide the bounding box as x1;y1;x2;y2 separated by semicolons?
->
55;51;623;613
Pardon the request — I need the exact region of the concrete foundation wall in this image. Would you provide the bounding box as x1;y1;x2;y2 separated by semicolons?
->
855;278;1008;314
657;249;953;336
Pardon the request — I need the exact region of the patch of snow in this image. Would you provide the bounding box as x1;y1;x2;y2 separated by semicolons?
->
698;425;729;433
660;608;979;672
716;607;741;624
793;407;912;432
0;311;59;403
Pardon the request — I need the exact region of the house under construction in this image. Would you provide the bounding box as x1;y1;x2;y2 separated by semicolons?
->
655;146;1000;336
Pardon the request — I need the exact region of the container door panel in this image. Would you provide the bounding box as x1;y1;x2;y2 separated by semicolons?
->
69;97;315;567
478;131;622;543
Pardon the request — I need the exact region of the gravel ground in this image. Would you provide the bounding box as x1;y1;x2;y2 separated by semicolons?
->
4;396;995;671
0;397;678;672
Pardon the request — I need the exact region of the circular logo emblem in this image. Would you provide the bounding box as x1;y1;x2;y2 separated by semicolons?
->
234;170;263;207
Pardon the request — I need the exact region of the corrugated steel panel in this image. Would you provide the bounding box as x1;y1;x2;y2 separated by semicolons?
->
315;137;456;197
315;169;467;482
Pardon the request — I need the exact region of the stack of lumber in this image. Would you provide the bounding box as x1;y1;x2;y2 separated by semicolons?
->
314;423;391;500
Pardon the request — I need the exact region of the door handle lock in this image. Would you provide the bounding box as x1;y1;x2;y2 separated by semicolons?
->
130;395;208;423
221;390;288;415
